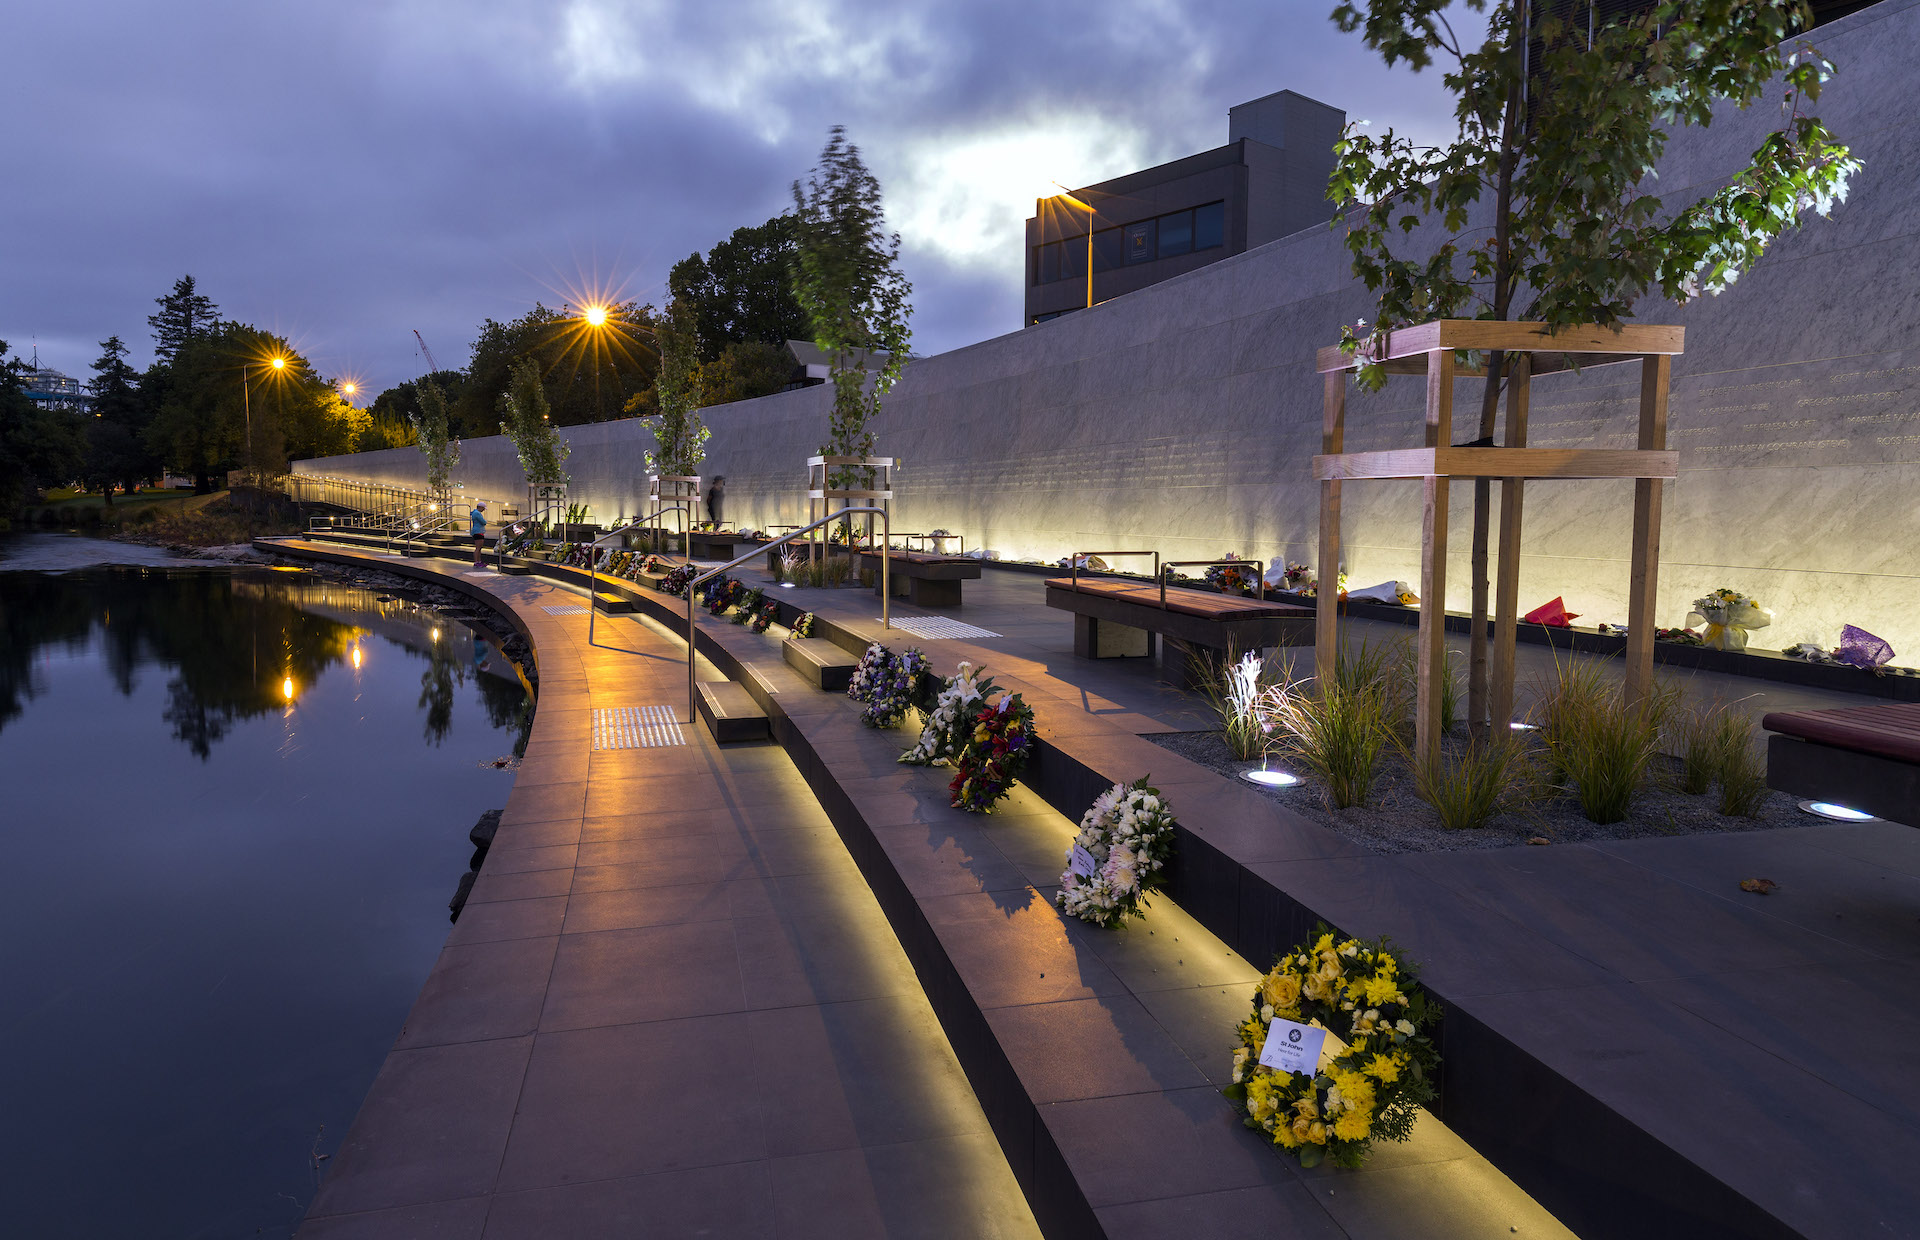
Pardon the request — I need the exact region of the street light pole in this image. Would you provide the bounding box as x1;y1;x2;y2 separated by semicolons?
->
1053;182;1096;310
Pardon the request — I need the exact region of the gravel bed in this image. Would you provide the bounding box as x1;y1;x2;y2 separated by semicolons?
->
1145;729;1816;854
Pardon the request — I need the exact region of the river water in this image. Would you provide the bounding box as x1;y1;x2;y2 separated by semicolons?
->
0;534;531;1237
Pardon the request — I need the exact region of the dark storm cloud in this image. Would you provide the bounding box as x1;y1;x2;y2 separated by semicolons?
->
2;0;1466;393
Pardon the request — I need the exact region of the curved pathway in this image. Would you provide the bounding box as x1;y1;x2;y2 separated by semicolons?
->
287;544;1038;1238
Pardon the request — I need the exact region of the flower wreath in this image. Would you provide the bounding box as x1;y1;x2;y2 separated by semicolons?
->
730;585;765;625
847;642;932;728
751;599;779;634
948;693;1035;813
1206;553;1255;598
900;662;996;766
1056;778;1176;928
660;564;695;597
792;612;817;638
1225;928;1440;1169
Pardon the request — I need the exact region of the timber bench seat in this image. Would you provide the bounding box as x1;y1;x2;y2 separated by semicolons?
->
855;549;982;608
1763;703;1920;826
1044;576;1314;673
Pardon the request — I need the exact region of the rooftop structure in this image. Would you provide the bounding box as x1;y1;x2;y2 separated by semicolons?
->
1023;89;1345;326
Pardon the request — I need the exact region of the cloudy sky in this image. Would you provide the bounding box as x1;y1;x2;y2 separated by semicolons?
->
4;0;1468;397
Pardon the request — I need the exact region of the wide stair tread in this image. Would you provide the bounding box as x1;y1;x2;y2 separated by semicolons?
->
783;636;857;692
695;680;769;743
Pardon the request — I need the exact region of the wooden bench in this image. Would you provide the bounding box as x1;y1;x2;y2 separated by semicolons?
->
1045;576;1314;681
855;549;982;609
1762;703;1920;826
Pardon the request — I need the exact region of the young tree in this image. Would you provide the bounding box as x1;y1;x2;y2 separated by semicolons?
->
1328;0;1858;734
410;376;460;503
147;276;220;363
644;298;710;477
791;127;913;487
498;356;570;489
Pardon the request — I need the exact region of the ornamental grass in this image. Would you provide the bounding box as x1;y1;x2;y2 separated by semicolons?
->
1713;712;1769;818
1411;735;1543;831
1260;673;1394;810
1666;701;1724;795
1186;644;1278;761
1533;656;1675;824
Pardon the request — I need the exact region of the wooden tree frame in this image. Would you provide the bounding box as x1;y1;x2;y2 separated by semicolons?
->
1313;320;1684;762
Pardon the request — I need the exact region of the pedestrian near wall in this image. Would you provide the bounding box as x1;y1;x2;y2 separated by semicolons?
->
469;501;488;567
706;476;726;529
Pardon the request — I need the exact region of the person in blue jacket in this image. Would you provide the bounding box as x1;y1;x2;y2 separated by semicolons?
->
469;501;488;566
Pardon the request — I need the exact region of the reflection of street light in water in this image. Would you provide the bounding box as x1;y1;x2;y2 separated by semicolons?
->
351;646;363;670
282;676;295;702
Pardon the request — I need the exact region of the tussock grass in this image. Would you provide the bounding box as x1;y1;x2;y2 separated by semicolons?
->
1713;712;1769;818
1533;655;1675;824
1185;644;1277;761
1412;735;1543;831
1261;673;1395;810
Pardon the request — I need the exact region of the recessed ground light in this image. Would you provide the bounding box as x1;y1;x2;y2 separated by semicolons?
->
1799;800;1878;822
1242;769;1301;788
779;582;796;589
1510;721;1540;731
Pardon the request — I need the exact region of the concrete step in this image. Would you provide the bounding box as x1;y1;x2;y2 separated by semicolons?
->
591;591;635;613
783;636;857;692
696;681;769;744
499;561;532;576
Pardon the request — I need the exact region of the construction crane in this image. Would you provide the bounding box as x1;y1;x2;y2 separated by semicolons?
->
411;329;440;375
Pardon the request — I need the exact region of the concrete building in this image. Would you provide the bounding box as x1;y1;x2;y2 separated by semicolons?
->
1023;89;1345;326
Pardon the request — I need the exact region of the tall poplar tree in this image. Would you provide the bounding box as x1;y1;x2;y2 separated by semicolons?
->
791;127;913;489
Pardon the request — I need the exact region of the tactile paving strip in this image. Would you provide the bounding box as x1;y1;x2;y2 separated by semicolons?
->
541;605;591;616
881;616;1002;640
592;705;687;749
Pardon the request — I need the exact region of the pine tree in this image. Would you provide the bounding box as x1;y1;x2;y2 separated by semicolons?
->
147;276;220;363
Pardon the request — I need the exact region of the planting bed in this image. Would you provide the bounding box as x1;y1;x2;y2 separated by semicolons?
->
1146;729;1811;854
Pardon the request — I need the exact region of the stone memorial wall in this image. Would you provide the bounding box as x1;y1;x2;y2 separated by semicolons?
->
298;0;1920;653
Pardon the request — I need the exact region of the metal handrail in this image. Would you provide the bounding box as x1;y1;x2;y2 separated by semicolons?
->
1068;551;1161;600
585;515;669;645
685;507;889;724
1161;559;1267;606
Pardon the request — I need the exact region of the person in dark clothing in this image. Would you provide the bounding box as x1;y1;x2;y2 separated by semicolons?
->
705;476;726;529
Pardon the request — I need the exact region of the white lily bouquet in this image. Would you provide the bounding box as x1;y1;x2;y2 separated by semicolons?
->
1685;588;1772;652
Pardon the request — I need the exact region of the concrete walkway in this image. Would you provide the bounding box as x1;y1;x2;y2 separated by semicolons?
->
293;552;1038;1238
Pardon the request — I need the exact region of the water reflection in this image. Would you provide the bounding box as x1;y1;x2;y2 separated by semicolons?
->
0;567;532;757
0;562;533;1237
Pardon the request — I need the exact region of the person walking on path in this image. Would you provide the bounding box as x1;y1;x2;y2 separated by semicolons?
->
469;501;488;567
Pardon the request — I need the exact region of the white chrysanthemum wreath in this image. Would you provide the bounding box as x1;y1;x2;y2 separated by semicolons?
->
1056;777;1176;928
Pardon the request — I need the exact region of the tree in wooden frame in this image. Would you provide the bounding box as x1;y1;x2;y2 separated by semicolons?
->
1326;0;1859;738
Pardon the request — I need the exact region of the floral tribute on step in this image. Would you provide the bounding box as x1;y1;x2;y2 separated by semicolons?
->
1056;778;1176;928
847;642;933;728
1224;927;1440;1169
899;662;1035;813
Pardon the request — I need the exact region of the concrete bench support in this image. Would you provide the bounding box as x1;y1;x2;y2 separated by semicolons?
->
696;680;769;744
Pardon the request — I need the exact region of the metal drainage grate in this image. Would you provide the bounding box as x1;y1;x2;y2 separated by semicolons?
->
542;605;591;616
882;616;1002;640
593;705;687;749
